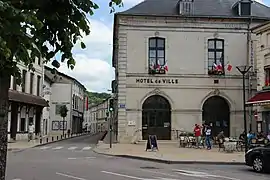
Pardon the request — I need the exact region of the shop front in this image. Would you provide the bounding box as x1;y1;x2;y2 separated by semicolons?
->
246;90;270;133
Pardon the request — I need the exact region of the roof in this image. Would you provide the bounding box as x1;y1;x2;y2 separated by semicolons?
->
44;66;86;90
119;0;270;19
9;90;48;107
251;20;270;33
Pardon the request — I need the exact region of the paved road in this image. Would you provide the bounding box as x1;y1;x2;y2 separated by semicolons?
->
6;134;270;180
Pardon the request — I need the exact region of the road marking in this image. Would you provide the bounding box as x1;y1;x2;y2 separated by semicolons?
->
101;171;148;180
173;169;240;180
82;147;91;150
140;169;179;178
67;157;96;160
85;157;96;159
68;158;77;160
52;146;63;150
68;147;77;150
40;146;51;150
12;179;22;180
56;172;87;180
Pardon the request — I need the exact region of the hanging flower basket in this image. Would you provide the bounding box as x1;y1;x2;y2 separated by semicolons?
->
208;69;224;76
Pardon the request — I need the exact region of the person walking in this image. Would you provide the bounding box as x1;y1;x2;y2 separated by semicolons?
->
28;123;35;142
193;124;201;148
205;125;212;150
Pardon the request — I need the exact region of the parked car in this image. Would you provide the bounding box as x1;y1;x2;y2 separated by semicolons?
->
245;143;270;173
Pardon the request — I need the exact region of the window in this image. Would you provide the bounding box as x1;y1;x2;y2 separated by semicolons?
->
20;118;26;132
55;105;62;115
22;70;27;92
265;68;270;86
37;75;41;96
38;58;41;65
30;73;34;94
208;39;224;75
12;76;16;90
148;37;166;74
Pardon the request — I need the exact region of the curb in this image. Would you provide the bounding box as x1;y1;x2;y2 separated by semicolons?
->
8;133;95;152
93;148;245;165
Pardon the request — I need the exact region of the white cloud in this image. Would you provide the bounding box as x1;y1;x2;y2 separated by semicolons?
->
55;19;114;93
58;54;114;92
123;0;144;5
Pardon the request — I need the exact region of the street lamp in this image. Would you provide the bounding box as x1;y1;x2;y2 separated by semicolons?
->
236;65;252;153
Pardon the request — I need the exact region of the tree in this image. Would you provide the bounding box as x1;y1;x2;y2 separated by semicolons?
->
59;105;68;137
0;0;123;179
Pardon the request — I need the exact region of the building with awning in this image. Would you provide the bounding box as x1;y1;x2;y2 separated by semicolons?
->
248;22;270;134
8;59;48;141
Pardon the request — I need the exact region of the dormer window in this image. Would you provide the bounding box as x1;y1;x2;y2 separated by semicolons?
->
178;0;194;15
232;0;252;16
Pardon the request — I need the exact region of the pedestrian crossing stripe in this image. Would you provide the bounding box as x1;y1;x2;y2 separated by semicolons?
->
68;147;77;150
39;146;92;150
52;146;63;150
82;147;91;150
40;146;51;150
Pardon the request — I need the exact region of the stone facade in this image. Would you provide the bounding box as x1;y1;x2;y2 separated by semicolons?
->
250;22;270;133
44;66;86;136
113;15;262;143
8;58;46;141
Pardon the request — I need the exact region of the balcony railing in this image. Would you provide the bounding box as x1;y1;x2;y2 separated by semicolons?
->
208;69;224;76
149;65;167;75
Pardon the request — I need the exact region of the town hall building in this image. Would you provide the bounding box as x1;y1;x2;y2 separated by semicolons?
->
112;0;270;143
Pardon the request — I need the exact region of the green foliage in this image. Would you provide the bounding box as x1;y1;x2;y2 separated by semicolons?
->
59;105;68;118
0;0;123;77
86;91;110;105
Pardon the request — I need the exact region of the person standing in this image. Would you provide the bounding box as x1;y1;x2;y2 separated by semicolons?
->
28;123;35;142
205;126;212;150
193;124;201;148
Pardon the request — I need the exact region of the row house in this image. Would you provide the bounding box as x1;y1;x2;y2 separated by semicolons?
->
8;58;47;141
247;22;270;134
84;98;110;133
112;0;270;143
42;66;86;136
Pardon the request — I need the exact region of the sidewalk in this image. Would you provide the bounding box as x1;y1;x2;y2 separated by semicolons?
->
7;132;92;151
93;143;245;165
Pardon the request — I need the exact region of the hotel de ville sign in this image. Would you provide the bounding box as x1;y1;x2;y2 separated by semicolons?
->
135;78;179;84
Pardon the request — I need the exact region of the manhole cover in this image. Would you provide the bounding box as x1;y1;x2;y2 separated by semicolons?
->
140;166;159;169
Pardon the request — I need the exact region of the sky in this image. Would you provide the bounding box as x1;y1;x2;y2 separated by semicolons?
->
47;0;268;93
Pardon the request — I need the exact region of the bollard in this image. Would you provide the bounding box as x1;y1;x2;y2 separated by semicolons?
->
46;138;49;143
52;136;54;141
57;136;58;140
40;138;42;144
65;134;67;138
61;135;63;139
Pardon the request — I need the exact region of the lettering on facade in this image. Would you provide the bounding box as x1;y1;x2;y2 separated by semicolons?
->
135;78;178;84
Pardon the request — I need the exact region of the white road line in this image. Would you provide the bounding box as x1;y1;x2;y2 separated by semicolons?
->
85;157;96;159
101;171;147;180
12;179;22;180
82;147;91;150
52;146;63;150
40;146;51;150
140;169;179;178
68;147;77;150
173;169;240;180
56;172;87;180
67;158;77;160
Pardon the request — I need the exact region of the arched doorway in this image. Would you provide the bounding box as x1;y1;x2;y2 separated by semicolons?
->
142;95;171;140
202;96;230;137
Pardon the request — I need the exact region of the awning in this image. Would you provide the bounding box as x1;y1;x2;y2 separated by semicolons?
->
246;90;270;106
8;90;48;107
